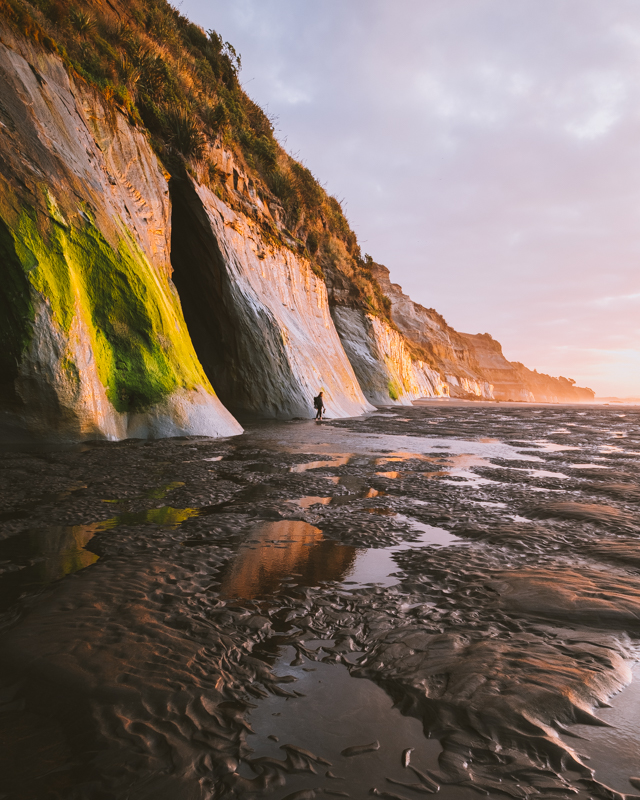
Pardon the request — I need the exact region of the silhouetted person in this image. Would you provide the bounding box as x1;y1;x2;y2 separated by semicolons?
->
314;391;325;420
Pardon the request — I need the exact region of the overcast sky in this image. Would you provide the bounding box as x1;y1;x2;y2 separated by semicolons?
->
181;0;640;397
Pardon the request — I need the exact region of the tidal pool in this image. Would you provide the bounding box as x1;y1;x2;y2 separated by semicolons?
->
0;401;639;799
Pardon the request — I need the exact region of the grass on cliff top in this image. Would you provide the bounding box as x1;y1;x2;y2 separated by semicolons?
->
0;0;392;321
0;198;211;413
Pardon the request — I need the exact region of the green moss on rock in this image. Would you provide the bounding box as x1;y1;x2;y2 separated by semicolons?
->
1;204;212;413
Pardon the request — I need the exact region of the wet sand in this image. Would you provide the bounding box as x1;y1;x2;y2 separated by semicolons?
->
0;401;639;799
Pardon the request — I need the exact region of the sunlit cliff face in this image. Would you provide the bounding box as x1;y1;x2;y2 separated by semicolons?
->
218;520;358;598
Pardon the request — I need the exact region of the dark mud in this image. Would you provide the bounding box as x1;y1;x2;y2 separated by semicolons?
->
1;401;640;799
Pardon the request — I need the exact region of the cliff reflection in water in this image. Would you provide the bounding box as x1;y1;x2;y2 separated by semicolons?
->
218;520;358;599
0;523;100;610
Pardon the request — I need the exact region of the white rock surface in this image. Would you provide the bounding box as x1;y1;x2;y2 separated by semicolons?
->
0;34;242;441
331;306;449;405
179;182;374;419
370;263;495;399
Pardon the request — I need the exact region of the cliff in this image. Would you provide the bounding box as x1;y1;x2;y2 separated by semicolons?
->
461;334;596;403
0;0;594;443
369;262;493;400
371;262;595;404
0;0;373;439
169;167;372;420
461;333;596;403
0;29;242;440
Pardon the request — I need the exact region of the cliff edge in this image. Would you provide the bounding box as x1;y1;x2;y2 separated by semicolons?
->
0;29;242;440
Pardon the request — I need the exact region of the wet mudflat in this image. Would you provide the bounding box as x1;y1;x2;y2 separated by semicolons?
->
1;401;640;800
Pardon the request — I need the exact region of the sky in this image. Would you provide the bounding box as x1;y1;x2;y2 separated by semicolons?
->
180;0;640;397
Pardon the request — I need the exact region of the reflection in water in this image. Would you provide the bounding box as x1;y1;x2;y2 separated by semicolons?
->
291;480;383;508
375;452;442;466
527;469;568;479
330;486;382;507
530;440;581;452
218;521;358;599
375;453;490;483
219;515;462;599
245;646;443;797
0;506;202;610
561;667;640;794
0;523;100;610
107;506;201;528
446;453;491;472
143;481;185;499
395;515;460;546
343;517;460;587
438;453;496;486
287;496;332;509
289;456;351;473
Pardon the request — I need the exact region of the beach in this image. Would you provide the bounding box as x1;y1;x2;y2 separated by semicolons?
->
1;401;639;799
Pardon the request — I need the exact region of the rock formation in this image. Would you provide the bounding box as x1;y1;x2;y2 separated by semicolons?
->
330;306;448;405
369;262;494;400
169;168;372;420
371;262;595;404
0;30;241;441
0;0;594;442
461;332;596;402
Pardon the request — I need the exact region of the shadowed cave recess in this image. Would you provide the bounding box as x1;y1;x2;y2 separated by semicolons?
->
169;173;305;420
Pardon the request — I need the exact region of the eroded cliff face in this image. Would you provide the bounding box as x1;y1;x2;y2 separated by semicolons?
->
461;334;596;403
459;333;536;402
0;18;374;437
169;172;373;420
331;306;448;405
370;262;594;404
364;263;494;401
0;30;241;440
0;5;595;445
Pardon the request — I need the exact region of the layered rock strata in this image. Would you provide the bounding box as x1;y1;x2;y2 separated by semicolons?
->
369;263;495;400
462;332;596;403
371;262;594;403
330;306;448;405
0;32;242;441
0;9;595;445
0;27;371;439
170;174;373;420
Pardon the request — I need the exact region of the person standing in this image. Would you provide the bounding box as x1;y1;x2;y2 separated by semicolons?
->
313;391;325;420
